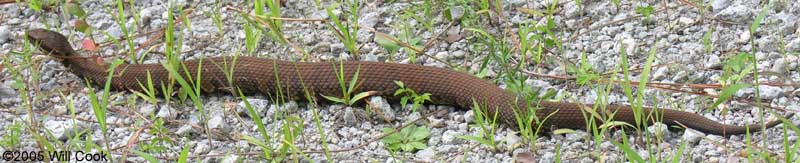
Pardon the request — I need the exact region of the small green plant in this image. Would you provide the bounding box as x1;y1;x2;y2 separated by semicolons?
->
133;71;159;105
326;1;360;57
375;34;401;61
456;100;499;150
611;130;645;162
393;81;432;112
403;0;435;32
243;20;262;56
280;116;307;161
381;125;430;152
86;58;123;159
702;26;714;54
748;3;773;160
569;52;600;85
0;121;22;148
160;1;215;153
477;0;489;13
710;53;755;111
177;142;191;163
321;62;370;106
299;85;334;162
131;149;160;162
510;14;561;71
778;114;800;162
397;26;423;63
112;0;137;63
611;0;621;11
254;0;285;44
237;89;275;160
204;2;225;36
139;118;171;153
635;5;654;22
670;140;689;162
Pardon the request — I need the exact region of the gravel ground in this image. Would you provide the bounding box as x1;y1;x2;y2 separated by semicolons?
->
1;0;799;162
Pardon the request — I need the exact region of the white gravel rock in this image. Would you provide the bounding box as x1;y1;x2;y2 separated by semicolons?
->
343;106;358;126
415;147;436;162
140;104;158;116
208;115;230;134
156;104;177;120
502;132;522;151
756;85;784;99
712;0;731;11
176;124;195;135
369;96;395;122
44;120;78;140
715;3;752;23
441;130;462;144
0;26;10;44
464;110;474;123
647;123;669;135
237;98;269;116
786;38;800;52
220;154;241;163
735;85;785;99
194;142;210;155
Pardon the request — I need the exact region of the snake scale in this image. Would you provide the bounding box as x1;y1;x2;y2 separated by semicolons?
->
27;28;787;136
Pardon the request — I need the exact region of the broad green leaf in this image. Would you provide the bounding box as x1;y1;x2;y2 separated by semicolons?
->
376;34;401;54
394;81;404;88
177;142;191;163
409;127;430;140
131;149;159;163
409;141;427;150
322;95;345;104
552;128;576;135
351;92;371;103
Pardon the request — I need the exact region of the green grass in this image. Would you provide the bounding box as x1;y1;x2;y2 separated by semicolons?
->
326;1;360;57
133;71;159;105
748;1;772;161
321;61;370;106
85;58;122;161
456;100;500;151
112;0;138;63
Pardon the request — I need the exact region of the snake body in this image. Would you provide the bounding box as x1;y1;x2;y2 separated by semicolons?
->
27;28;786;136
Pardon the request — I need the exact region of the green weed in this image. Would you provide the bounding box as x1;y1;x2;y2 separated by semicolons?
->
326;1;360;57
321;61;370;106
456;100;499;150
393;81;432;112
381;125;430;152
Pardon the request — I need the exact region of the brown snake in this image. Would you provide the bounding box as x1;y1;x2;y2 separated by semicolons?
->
27;28;789;136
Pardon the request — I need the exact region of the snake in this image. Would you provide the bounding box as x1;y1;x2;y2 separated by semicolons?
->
26;28;789;136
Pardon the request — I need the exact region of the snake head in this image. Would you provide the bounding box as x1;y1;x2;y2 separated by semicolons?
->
26;28;76;57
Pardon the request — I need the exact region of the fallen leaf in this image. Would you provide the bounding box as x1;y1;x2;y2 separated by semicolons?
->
82;38;97;51
445;27;462;43
74;19;91;33
514;152;535;163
